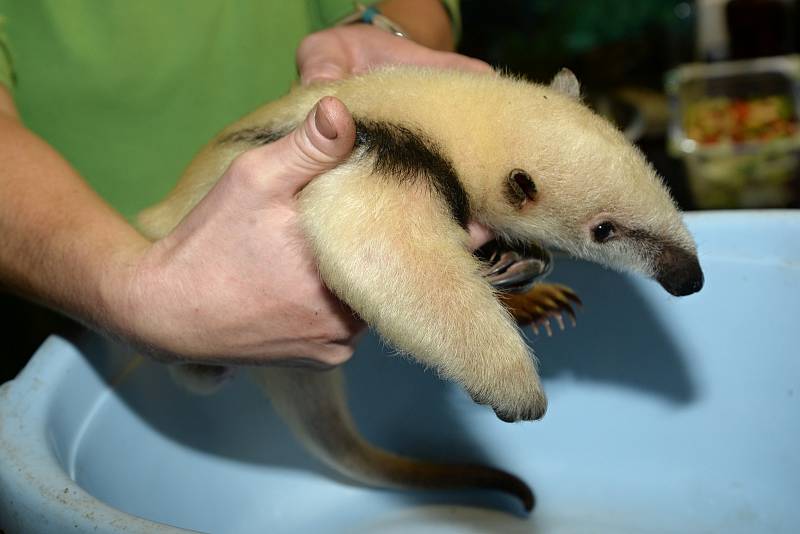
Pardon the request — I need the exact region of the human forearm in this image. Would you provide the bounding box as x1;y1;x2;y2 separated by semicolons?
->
0;104;149;335
377;0;455;51
2;87;366;367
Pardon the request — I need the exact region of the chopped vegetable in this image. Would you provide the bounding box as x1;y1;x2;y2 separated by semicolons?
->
684;96;798;145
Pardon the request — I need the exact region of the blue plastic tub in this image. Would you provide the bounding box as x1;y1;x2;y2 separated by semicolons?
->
1;211;798;533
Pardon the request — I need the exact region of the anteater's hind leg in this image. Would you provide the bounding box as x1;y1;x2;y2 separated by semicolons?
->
299;166;546;422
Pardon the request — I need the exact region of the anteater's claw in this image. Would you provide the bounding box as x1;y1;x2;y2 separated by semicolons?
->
477;240;582;335
541;320;553;337
500;283;583;335
562;301;577;326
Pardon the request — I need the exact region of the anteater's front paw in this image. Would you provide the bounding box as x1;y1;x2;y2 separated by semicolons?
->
469;376;547;422
492;388;548;422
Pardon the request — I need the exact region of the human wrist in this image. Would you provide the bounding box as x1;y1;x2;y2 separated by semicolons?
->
101;235;201;362
376;0;455;51
88;233;147;341
339;3;409;38
339;1;455;51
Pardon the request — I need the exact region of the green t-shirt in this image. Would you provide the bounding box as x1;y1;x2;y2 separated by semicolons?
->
0;1;459;219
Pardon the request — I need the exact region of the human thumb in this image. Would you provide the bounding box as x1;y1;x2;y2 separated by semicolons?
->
257;96;356;200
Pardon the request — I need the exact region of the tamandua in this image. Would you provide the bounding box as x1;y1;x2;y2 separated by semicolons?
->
138;67;704;511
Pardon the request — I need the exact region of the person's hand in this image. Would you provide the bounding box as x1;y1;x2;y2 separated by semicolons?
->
297;24;491;85
116;97;364;368
113;27;494;368
297;23;494;249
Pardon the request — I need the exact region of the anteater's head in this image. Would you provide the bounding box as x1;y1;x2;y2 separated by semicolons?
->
481;69;703;297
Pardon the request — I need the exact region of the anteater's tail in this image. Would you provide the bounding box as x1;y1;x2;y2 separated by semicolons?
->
250;366;534;512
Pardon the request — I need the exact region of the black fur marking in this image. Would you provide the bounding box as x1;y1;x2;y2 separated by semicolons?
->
354;119;470;227
627;228;660;247
220;125;292;145
219;118;470;227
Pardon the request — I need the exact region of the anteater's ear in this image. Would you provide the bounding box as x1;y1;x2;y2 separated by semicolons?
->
549;68;580;100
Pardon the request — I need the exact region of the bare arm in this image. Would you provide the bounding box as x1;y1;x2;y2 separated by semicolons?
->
0;85;363;365
378;0;456;51
0;85;149;335
0;0;489;364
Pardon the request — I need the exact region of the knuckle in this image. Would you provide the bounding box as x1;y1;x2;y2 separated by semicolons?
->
289;127;324;167
293;115;347;168
227;149;269;189
231;128;330;187
297;30;327;54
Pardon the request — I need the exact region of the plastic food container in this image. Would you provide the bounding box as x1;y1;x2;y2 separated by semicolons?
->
667;55;800;208
2;211;799;533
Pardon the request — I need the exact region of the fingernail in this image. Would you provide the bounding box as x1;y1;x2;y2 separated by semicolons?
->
314;101;337;140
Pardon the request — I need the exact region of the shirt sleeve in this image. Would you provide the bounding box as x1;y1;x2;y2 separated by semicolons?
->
0;15;14;91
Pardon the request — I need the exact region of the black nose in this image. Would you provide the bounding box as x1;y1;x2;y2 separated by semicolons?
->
660;267;704;296
656;246;704;297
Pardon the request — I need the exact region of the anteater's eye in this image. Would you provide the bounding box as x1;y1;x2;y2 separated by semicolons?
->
592;222;616;243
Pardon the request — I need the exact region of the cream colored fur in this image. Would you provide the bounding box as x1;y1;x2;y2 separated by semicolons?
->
140;66;695;420
138;67;698;505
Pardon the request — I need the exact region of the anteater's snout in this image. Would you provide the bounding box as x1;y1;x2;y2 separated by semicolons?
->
656;245;704;297
659;264;704;296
